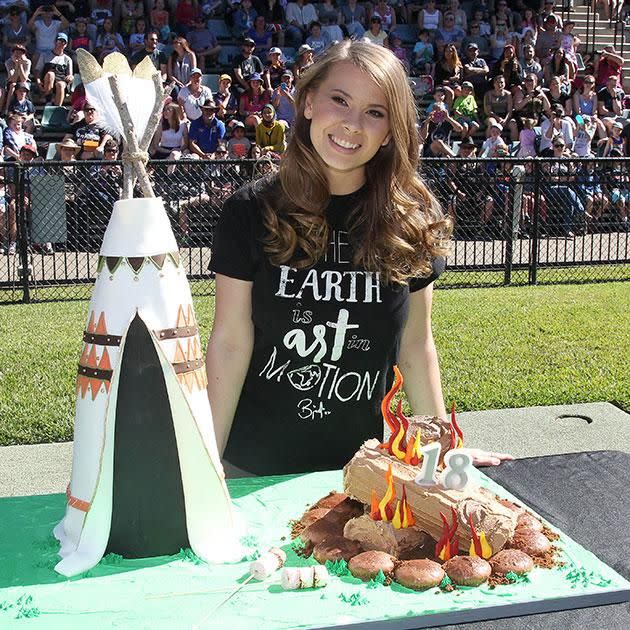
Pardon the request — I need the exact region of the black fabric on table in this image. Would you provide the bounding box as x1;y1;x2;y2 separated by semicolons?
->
424;451;630;630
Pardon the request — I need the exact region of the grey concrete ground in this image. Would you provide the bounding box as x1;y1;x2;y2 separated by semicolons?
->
1;402;628;499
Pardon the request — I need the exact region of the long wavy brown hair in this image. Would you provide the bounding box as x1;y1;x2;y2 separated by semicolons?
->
260;40;452;284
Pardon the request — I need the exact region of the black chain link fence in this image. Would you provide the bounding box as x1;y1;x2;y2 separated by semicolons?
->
1;156;628;304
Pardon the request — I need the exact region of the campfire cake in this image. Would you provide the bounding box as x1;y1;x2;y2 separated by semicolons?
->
294;366;560;589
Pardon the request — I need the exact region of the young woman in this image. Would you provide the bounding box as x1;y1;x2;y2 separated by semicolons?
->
492;44;522;91
151;102;190;160
544;48;570;88
167;37;197;89
206;41;511;476
573;75;606;139
483;74;513;137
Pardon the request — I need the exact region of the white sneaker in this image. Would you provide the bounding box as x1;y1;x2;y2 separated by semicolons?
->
43;242;54;254
8;242;16;255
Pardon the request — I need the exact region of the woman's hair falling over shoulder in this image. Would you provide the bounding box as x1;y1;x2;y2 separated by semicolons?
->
260;39;452;285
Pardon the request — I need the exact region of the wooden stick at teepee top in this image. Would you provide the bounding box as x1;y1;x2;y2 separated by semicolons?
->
108;75;155;199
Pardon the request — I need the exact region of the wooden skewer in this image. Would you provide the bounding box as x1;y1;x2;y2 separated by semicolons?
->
191;574;257;630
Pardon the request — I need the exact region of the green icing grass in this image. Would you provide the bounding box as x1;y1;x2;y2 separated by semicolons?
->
505;571;531;584
439;575;453;589
367;570;387;589
175;548;204;565
565;567;613;589
325;559;350;577
339;592;369;606
100;553;124;566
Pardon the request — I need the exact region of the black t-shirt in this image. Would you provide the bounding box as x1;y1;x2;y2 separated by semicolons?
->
232;53;264;81
210;177;444;475
131;48;168;70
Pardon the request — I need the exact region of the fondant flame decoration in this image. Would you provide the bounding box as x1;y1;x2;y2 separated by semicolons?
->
468;515;493;559
435;507;459;561
380;366;423;464
449;402;464;450
369;464;416;529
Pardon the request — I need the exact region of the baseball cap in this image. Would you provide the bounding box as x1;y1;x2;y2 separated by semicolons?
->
15;82;29;91
20;143;38;155
249;72;263;82
243;37;255;47
298;44;313;55
56;33;69;43
281;69;293;79
467;42;479;50
613;121;624;129
269;47;282;55
200;98;219;110
490;122;503;132
232;120;245;129
462;81;474;89
190;67;202;76
219;73;232;82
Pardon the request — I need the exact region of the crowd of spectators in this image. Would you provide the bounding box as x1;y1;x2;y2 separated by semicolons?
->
0;0;629;254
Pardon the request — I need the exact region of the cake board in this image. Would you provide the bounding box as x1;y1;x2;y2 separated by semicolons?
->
1;467;629;629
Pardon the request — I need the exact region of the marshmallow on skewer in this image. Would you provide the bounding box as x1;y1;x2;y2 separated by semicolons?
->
249;547;287;580
281;566;328;590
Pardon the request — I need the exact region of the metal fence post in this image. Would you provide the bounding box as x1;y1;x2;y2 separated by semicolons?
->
529;161;542;285
15;162;31;303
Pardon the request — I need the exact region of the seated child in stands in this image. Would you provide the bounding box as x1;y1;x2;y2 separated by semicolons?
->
452;81;480;139
129;18;148;55
481;122;508;157
255;103;286;154
413;29;434;76
389;32;409;74
227;120;252;158
426;85;449;116
6;83;35;133
517;118;537;158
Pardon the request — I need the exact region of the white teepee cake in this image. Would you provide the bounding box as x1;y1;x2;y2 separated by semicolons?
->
53;52;242;577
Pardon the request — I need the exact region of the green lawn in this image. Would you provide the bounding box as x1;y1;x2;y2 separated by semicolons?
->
0;283;628;446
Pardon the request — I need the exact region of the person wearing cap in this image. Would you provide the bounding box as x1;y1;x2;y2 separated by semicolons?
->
6;83;35;132
264;47;286;90
294;43;315;79
38;33;73;106
215;74;239;123
187;14;221;72
452;81;480;140
480;121;508;157
462;42;488;96
285;0;318;47
177;67;213;121
226;120;251;159
271;68;296;125
598;120;627;157
189;99;226;158
232;37;264;93
28;4;69;75
255;103;286;154
239;71;271;128
74;103;112;160
130;30;167;80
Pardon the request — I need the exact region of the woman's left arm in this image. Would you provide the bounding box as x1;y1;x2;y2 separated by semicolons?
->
399;284;513;466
